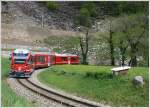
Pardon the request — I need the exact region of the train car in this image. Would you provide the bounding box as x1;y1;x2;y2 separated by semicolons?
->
34;53;49;69
55;53;79;65
9;49;34;77
68;54;79;64
55;53;68;65
33;52;55;69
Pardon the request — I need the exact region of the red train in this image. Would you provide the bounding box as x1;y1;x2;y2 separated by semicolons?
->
9;49;79;77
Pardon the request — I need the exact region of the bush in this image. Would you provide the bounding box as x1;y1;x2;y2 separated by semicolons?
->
46;1;59;10
85;72;113;79
56;70;66;75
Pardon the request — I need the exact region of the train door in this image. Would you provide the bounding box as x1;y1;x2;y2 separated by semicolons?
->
70;56;78;64
27;55;34;72
68;56;71;64
61;57;67;64
38;55;46;66
50;54;56;65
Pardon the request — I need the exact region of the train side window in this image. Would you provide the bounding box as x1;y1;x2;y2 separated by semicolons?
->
71;57;77;61
38;56;45;63
61;57;67;61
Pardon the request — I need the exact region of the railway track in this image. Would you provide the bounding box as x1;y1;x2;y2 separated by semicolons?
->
17;78;100;107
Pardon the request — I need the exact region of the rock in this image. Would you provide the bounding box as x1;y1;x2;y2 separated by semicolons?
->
132;76;144;87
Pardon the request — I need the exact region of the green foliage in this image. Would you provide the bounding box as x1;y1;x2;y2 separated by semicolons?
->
2;58;35;107
38;65;148;106
82;2;97;17
97;1;148;16
75;7;92;27
74;2;99;28
85;72;113;79
108;13;148;66
46;1;59;10
117;2;148;15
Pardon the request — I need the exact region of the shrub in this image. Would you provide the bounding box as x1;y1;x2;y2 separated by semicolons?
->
56;70;66;75
85;72;113;79
46;1;59;10
85;72;93;77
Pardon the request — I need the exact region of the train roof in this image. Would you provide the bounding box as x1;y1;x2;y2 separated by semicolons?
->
55;53;78;57
32;51;55;55
14;49;30;54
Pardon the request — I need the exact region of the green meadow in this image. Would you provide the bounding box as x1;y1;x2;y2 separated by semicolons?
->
38;65;149;107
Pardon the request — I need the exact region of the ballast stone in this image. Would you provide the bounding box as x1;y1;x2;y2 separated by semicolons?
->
132;76;144;87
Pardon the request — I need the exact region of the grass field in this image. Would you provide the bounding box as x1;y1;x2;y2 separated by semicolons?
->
1;58;36;107
38;65;149;107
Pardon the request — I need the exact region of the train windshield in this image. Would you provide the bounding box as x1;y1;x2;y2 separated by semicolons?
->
14;58;26;64
13;53;28;57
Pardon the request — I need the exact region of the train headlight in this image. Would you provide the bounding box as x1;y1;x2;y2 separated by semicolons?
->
25;69;30;72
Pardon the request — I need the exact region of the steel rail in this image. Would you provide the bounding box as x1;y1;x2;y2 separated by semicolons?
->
17;78;100;107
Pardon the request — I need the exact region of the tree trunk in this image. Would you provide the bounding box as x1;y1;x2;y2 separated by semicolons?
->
121;52;125;66
82;54;88;65
79;28;89;65
131;56;137;66
109;29;115;66
119;41;127;66
130;44;137;66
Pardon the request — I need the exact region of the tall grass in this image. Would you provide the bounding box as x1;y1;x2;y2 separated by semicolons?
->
38;65;149;107
1;58;36;107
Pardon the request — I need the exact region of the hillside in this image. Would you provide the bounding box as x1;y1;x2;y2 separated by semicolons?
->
1;1;79;46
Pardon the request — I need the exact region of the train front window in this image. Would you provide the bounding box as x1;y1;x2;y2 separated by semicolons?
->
13;53;28;57
14;59;26;64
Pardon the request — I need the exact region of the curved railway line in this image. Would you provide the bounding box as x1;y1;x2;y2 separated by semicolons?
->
17;78;101;107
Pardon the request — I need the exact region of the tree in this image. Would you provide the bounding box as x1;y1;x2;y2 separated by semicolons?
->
101;18;116;66
78;27;90;64
113;15;129;66
113;13;148;66
75;2;95;64
126;13;148;66
108;19;115;65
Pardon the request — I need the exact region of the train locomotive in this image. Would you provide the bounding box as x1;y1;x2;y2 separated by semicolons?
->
9;49;79;78
9;49;34;77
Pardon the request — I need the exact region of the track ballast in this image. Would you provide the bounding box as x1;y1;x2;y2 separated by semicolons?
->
17;78;101;107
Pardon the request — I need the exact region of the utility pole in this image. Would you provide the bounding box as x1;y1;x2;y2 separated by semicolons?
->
41;11;44;28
